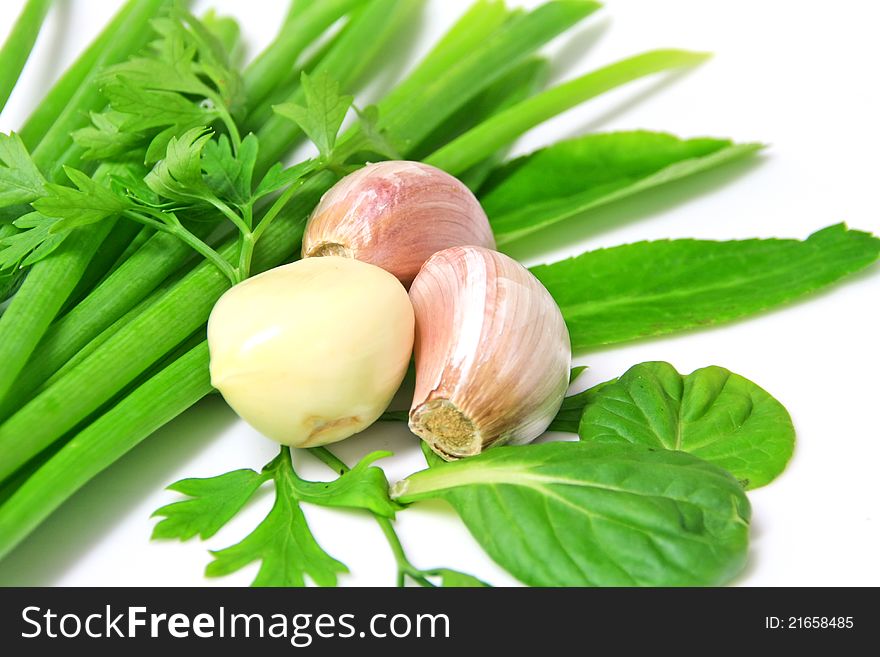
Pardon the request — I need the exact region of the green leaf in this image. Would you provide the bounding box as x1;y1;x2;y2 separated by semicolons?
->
151;468;268;541
352;105;402;159
274;70;353;161
72;111;145;160
201;133;259;205
206;449;347;587
429;568;491;588
0;212;64;270
547;379;615;434
481;132;761;245
292;450;399;518
0;132;46;207
145;127;214;202
156;449;397;586
253;159;317;200
578;362;795;489
33;166;130;232
532;224;880;352
393;442;750;587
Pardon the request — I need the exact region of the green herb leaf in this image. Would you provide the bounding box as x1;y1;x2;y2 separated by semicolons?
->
72;111;145;161
292;450;399;518
145;127;214;202
0;132;46;207
393;442;750;587
151;468;268;541
0;212;64;270
205;448;347;587
352;104;402;159
33;166;130;232
155;448;398;586
274;71;353;161
481;132;761;245
532;224;880;352
253;160;317;200
578;362;795;489
201;133;259;205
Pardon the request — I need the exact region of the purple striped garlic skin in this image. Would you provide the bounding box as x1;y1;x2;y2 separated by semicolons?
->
302;161;495;287
408;245;571;460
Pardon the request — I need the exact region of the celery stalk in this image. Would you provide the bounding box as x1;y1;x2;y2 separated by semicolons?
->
0;0;53;114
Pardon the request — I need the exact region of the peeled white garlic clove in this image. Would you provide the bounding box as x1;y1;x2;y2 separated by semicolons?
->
208;256;414;447
408;245;571;460
302;160;495;287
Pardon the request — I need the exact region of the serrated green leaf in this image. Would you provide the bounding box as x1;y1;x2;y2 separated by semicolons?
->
354;105;402;159
253;159;317;200
274;71;352;160
151;468;268;541
394;442;750;587
100;78;216;133
532;224;880;352
480;132;762;245
204;448;347;587
32;166;130;233
578;362;795;489
202;133;258;205
72;111;145;160
292;450;399;518
0;212;63;270
0;132;46;207
145;127;214;202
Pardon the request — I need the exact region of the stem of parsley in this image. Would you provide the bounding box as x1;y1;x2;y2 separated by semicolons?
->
309;447;434;588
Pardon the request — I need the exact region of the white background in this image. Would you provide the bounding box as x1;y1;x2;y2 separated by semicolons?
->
0;0;878;587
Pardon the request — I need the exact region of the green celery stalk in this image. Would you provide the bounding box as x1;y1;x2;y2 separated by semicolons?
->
58;219;143;315
255;0;423;172
30;0;172;181
0;0;173;408
0;174;331;482
0;224;211;420
337;0;599;157
0;0;53;114
426;49;709;174
243;0;363;112
18;0;153;148
0;343;212;560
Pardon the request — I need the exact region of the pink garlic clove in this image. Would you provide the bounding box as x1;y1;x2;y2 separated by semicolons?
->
302;160;495;287
408;245;571;460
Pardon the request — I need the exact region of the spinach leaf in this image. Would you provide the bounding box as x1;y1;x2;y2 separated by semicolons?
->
532;224;880;351
578;362;794;489
480;131;760;245
394;442;750;587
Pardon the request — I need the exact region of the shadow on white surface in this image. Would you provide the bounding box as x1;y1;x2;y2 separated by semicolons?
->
0;395;237;586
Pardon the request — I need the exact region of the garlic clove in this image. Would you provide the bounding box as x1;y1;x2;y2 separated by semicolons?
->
408;246;571;460
208;256;414;448
302;160;495;287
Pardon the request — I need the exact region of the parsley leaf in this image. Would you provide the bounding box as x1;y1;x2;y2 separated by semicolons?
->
274;71;353;162
353;104;403;159
32;166;130;233
144;127;214;203
153;447;397;587
0;132;47;207
151;469;268;541
0;212;64;270
253;159;318;201
201;133;258;206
